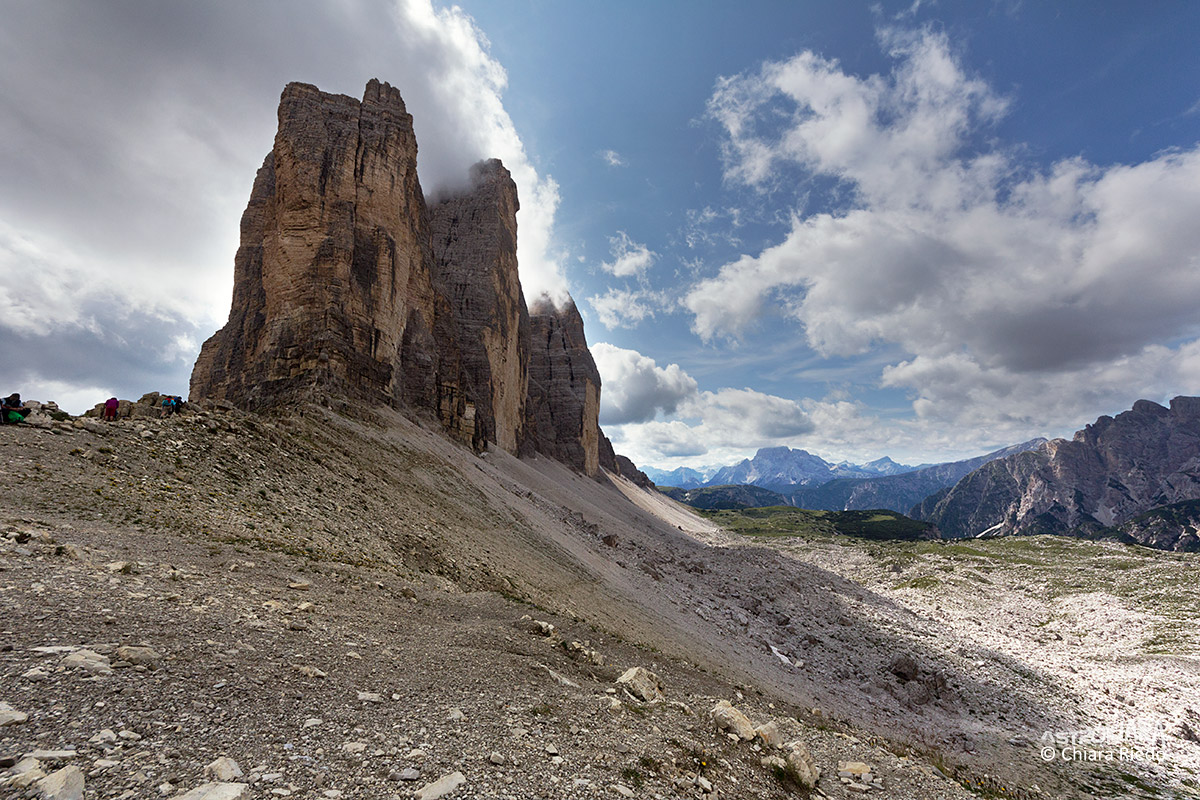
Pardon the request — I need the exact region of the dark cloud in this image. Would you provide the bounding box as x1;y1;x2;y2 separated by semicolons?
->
0;0;567;410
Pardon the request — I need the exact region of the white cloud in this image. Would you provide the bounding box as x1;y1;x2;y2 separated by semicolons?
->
390;0;568;304
588;288;658;330
688;25;1200;429
600;231;657;278
593;343;698;424
600;149;626;167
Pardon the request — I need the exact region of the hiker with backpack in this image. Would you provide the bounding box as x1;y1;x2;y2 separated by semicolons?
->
103;397;120;421
1;393;30;424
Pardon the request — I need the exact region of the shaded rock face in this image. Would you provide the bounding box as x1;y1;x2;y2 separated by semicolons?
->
525;300;601;477
430;160;529;454
191;80;467;433
918;397;1200;549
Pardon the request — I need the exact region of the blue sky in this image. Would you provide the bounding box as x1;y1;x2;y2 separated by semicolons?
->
3;1;1200;470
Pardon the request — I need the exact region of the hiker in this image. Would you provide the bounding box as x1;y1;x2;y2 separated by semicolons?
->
1;393;30;424
160;395;176;418
103;397;120;422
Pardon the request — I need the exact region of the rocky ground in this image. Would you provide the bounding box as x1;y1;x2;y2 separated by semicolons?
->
764;530;1200;799
0;400;1184;798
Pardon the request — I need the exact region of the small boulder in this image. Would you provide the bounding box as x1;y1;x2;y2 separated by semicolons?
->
414;771;466;800
203;757;243;782
888;654;919;683
784;740;820;789
616;667;663;702
62;649;112;675
33;765;84;800
115;645;162;669
754;720;784;747
710;700;755;740
0;701;27;726
170;783;250;800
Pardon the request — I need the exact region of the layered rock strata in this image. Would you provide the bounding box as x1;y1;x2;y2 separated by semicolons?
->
524;299;602;477
191;79;469;435
430;160;529;453
192;79;637;478
917;396;1200;549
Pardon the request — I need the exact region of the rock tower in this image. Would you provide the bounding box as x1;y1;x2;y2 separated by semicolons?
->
192;79;630;480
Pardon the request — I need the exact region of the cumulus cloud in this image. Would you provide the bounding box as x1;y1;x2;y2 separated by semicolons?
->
588;288;658;330
688;25;1200;427
600;231;657;278
0;0;568;410
592;343;698;424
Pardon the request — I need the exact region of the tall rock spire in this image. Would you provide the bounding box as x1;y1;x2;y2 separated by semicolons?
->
524;298;602;477
430;160;530;454
190;80;468;433
192;78;625;479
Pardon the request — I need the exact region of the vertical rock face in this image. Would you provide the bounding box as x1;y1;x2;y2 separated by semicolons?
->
525;299;602;477
918;396;1200;549
430;160;529;454
191;80;468;435
192;78;639;479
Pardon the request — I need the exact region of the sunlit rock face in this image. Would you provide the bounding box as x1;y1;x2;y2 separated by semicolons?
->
193;79;618;475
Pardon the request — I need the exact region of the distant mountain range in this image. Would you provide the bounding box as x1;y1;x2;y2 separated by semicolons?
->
643;447;921;491
915;397;1200;551
790;439;1048;514
647;440;1045;515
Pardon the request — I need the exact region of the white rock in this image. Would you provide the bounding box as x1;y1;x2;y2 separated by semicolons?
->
62;649;112;675
356;691;383;703
203;757;244;782
342;742;367;754
414;771;466;800
615;666;664;702
88;729;118;744
33;765;85;800
0;701;28;726
784;740;820;789
754;720;784;747
170;782;250;800
710;700;755;740
27;750;78;762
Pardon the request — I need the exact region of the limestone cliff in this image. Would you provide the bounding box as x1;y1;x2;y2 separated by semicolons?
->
191;79;649;480
917;397;1200;550
430;160;529;454
525;299;602;477
190;79;471;438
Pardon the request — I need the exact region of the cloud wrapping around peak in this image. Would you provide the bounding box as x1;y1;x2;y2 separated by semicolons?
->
687;25;1200;430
